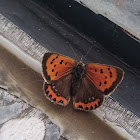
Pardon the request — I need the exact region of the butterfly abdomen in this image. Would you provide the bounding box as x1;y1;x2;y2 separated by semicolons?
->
70;62;85;96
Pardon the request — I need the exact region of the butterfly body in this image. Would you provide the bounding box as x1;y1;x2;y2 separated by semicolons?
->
42;52;124;111
70;62;85;96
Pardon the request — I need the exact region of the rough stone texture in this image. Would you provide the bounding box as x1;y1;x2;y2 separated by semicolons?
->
0;90;62;140
45;120;60;140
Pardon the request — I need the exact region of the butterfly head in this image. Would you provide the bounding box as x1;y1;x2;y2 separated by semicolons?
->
77;61;84;66
77;61;85;71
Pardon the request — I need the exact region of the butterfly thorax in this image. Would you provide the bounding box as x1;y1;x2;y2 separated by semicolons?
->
70;62;85;96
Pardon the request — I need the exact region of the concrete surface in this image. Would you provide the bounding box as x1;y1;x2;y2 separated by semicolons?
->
0;14;139;139
0;0;140;139
0;90;64;140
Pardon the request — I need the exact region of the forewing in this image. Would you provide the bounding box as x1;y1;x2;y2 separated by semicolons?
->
73;77;104;111
44;74;72;106
85;63;124;95
42;52;76;82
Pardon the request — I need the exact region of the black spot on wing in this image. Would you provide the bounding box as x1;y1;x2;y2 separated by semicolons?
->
56;93;60;97
90;106;93;110
52;58;55;62
49;94;52;98
58;100;63;103
50;58;55;64
100;69;103;73
95;104;98;109
60;60;64;64
55;72;58;76
85;107;89;110
110;71;113;78
98;101;101;107
78;105;83;109
46;91;49;95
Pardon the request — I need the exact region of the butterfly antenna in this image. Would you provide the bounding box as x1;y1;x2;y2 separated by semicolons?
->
82;45;93;61
66;42;79;61
80;54;84;62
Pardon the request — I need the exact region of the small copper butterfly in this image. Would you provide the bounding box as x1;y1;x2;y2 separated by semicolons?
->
42;52;124;111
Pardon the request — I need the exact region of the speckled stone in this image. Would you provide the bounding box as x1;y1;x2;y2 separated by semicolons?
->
0;90;65;140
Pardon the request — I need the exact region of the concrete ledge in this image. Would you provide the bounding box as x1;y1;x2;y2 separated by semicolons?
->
0;14;139;140
0;90;63;140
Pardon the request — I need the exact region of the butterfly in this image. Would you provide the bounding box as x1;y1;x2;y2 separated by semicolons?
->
42;52;124;111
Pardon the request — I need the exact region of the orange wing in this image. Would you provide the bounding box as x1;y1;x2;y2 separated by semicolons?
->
85;63;124;95
42;52;76;81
